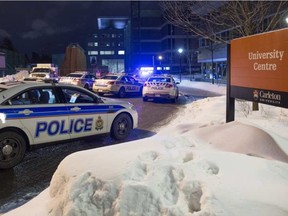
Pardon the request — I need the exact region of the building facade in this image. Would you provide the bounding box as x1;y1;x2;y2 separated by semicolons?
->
86;17;129;75
130;1;200;77
86;2;200;77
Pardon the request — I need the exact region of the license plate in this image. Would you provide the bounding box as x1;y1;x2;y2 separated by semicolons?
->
151;87;163;90
155;94;161;97
98;89;103;92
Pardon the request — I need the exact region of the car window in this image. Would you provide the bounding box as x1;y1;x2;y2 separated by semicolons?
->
9;87;57;105
120;76;127;82
129;76;137;82
148;77;171;82
62;87;95;104
103;76;118;80
66;74;82;78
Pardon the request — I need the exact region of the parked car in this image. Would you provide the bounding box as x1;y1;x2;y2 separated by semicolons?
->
142;75;179;103
92;74;143;98
0;80;138;169
59;71;96;90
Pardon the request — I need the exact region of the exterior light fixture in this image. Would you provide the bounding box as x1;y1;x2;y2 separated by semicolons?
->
178;48;183;54
178;48;184;82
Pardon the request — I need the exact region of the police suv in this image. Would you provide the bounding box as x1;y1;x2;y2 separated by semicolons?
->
0;81;138;169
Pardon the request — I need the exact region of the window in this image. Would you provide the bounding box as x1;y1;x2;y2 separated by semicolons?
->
100;51;115;55
118;50;125;55
88;51;98;55
62;87;95;104
94;42;98;47
9;87;57;105
88;42;94;47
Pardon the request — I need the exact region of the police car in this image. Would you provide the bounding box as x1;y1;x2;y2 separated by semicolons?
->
142;75;179;103
0;81;138;169
92;74;143;98
59;71;97;90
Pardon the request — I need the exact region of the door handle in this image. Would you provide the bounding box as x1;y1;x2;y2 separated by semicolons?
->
19;109;33;115
70;107;81;112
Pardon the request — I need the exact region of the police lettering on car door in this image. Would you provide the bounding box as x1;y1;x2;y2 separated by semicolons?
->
35;118;94;137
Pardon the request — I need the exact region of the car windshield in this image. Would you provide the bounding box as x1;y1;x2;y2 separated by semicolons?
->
65;74;82;78
148;77;171;82
102;76;118;80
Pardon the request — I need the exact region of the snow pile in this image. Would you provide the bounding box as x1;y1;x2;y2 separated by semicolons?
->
0;70;29;83
4;82;288;216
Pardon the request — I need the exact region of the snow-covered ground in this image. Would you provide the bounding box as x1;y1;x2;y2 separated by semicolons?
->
3;80;288;216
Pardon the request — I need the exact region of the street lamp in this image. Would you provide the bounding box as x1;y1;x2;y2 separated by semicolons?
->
178;48;183;82
158;55;163;74
286;16;288;24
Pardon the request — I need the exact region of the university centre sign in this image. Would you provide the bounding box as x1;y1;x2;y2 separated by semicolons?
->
230;28;288;108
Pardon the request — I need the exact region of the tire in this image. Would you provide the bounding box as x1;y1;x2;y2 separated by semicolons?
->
118;87;126;98
0;131;27;169
143;97;148;102
110;113;132;140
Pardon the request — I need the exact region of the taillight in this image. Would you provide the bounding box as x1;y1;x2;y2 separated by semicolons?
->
166;83;173;88
107;81;115;85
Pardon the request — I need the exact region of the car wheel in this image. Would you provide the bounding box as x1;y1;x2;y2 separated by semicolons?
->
118;87;126;98
0;131;27;169
111;113;132;140
143;97;148;102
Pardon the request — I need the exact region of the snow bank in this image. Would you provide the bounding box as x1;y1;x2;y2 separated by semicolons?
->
4;82;288;216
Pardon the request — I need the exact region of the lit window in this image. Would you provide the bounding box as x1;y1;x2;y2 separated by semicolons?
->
100;51;115;55
88;51;98;55
118;50;125;55
94;42;98;46
88;42;94;47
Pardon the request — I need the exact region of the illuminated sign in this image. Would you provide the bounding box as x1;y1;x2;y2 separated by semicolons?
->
230;28;288;108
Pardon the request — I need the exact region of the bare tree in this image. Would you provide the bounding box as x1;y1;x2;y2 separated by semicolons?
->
160;1;288;110
160;1;287;43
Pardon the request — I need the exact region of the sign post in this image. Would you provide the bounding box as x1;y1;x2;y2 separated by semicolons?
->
227;28;288;122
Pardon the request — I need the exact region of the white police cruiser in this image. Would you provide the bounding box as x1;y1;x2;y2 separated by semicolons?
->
93;73;143;98
0;80;138;169
142;75;179;103
59;71;97;90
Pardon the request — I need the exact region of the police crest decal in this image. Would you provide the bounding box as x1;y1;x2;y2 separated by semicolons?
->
95;116;104;130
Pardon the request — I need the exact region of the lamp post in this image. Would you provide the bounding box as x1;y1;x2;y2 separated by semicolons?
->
178;48;183;82
158;55;163;74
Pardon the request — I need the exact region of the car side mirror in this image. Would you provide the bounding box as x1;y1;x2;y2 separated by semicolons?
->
96;97;103;103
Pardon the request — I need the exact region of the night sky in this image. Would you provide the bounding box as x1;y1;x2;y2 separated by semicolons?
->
0;1;131;56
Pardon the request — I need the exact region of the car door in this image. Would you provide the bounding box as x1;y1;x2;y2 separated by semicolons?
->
86;74;96;89
8;86;70;145
60;86;108;139
125;76;140;93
